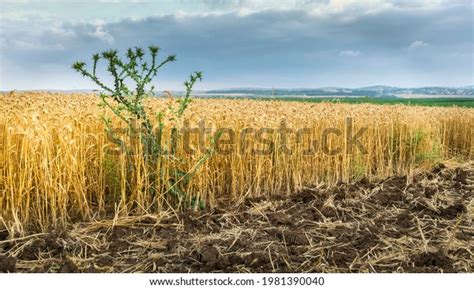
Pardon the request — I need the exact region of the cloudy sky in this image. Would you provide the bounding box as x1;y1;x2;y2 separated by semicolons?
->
0;0;472;90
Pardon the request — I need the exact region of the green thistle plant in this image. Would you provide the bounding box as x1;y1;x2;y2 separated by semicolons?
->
72;45;210;210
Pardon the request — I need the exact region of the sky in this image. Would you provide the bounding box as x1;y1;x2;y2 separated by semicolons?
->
0;0;473;90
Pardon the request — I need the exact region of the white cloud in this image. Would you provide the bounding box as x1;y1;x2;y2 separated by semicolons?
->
0;9;52;22
407;40;428;50
88;25;114;44
11;39;64;51
200;0;454;17
339;50;361;56
0;1;471;89
2;0;467;26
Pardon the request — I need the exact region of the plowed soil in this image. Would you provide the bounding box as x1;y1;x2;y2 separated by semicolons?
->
0;163;472;273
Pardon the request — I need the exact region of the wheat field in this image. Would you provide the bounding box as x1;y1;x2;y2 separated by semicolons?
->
0;92;472;232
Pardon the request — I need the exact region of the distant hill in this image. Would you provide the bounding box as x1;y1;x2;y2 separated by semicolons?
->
207;86;474;98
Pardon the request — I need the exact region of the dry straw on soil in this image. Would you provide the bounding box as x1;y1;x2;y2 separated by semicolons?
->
1;162;472;272
0;92;473;232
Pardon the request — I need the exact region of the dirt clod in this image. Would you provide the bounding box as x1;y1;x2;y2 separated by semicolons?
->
439;204;467;219
411;252;453;272
0;254;16;272
0;230;8;241
58;258;79;273
282;231;309;246
199;245;219;265
268;212;291;225
454;168;469;185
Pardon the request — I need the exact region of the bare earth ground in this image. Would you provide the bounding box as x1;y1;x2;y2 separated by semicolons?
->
0;163;472;273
